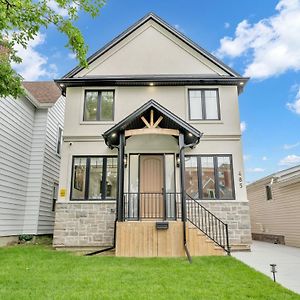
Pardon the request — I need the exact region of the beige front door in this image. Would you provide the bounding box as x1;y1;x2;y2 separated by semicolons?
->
140;155;164;219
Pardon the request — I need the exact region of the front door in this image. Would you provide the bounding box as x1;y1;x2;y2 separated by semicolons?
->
140;155;164;219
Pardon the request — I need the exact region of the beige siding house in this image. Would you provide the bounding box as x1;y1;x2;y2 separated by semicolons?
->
53;13;251;257
247;165;300;248
0;82;65;246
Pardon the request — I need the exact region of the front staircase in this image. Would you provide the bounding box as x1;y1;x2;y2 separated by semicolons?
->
115;193;230;257
186;193;231;255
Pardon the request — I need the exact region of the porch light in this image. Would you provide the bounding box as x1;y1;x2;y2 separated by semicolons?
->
59;83;64;87
124;154;128;168
149;82;154;86
270;264;277;282
239;82;244;86
111;133;117;138
176;154;180;167
188;132;193;137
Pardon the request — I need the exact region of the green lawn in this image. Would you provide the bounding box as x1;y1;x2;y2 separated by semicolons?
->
0;245;299;300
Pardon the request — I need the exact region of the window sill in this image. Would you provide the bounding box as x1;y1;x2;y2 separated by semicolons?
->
79;121;115;125
57;200;116;204
189;120;223;124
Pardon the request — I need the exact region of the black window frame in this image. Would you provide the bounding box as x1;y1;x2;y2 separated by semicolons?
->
70;155;117;201
52;182;59;211
188;88;221;121
266;185;273;200
56;127;63;155
185;154;235;200
83;90;115;122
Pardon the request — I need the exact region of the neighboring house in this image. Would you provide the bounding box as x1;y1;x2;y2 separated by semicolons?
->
0;81;65;246
247;165;300;248
53;13;251;256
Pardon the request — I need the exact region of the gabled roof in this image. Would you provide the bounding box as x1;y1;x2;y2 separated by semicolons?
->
102;99;202;149
247;164;300;187
22;81;61;104
64;12;241;78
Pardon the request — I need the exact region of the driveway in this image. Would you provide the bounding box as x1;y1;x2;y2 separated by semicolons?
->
232;241;300;295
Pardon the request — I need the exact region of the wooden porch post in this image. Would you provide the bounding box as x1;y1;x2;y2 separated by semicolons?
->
179;133;187;222
117;132;125;222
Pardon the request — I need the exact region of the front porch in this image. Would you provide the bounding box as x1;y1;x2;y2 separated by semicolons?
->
101;100;229;257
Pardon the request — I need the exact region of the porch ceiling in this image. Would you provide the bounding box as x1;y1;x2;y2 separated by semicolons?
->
102;99;202;148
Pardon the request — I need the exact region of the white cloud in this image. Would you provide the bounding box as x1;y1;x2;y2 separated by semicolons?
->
247;167;265;173
224;22;230;29
47;0;68;17
287;86;300;114
68;52;76;59
216;0;300;79
240;121;247;133
283;141;300;149
279;154;300;165
262;156;268;161
12;33;58;80
174;24;185;33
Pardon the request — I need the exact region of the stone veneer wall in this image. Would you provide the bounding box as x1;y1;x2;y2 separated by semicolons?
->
53;201;251;249
53;203;116;248
200;201;252;246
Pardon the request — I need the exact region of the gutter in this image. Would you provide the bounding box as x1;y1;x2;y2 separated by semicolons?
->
179;134;202;263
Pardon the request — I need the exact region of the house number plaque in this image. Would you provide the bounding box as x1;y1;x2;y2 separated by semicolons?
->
238;172;243;188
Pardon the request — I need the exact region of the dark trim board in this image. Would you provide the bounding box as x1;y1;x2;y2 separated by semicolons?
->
55;75;249;96
63;13;241;78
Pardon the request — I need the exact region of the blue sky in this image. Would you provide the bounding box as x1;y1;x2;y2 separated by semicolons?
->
14;0;300;183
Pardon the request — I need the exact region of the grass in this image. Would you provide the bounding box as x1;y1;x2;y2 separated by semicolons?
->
0;245;299;300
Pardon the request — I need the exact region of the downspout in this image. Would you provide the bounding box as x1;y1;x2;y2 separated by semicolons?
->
86;133;124;256
179;133;201;263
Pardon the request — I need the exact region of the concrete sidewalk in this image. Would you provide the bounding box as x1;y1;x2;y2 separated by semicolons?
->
232;241;300;295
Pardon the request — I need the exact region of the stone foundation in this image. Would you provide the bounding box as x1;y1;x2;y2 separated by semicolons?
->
53;203;116;248
53;201;251;250
200;201;252;249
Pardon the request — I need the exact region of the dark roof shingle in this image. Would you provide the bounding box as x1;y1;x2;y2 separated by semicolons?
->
22;81;61;104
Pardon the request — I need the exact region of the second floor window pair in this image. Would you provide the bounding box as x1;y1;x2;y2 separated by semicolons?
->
83;89;220;122
84;90;114;121
189;89;220;120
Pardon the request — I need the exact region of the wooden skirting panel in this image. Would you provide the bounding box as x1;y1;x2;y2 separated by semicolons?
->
116;221;225;257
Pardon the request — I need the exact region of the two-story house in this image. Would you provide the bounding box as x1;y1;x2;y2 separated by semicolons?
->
53;13;251;257
0;81;65;246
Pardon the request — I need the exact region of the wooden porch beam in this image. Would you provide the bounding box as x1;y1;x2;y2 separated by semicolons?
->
125;128;179;137
153;116;163;128
141;116;151;128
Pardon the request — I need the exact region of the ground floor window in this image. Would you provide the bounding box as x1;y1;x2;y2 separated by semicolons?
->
71;156;117;200
185;155;235;200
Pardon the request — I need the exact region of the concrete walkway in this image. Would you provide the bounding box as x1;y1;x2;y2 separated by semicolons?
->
232;241;300;295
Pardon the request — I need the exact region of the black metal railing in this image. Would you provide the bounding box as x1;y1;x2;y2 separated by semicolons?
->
124;192;181;220
186;193;230;255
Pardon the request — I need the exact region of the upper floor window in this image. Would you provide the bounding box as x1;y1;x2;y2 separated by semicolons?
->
188;89;220;120
71;156;117;200
83;90;114;121
56;127;63;155
185;155;234;200
52;182;59;211
266;185;272;200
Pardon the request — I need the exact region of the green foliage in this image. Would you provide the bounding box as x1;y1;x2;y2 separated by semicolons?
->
0;245;299;300
0;0;106;98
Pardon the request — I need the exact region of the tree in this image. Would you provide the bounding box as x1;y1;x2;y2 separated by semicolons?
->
0;0;106;98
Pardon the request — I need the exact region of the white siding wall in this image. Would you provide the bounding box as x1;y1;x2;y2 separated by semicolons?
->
37;96;65;234
23;109;48;234
0;97;35;236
